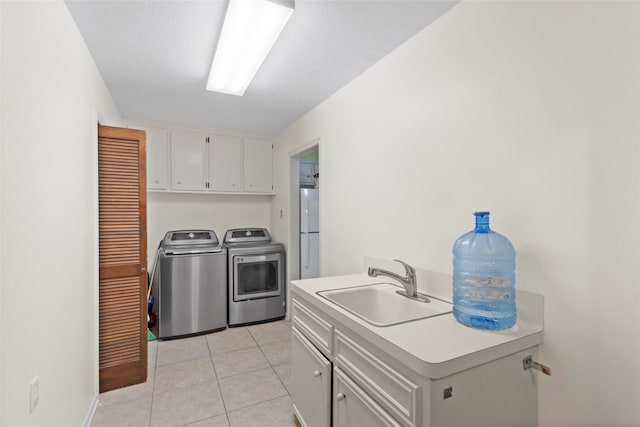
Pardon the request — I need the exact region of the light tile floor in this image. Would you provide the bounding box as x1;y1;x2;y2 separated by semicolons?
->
91;320;295;427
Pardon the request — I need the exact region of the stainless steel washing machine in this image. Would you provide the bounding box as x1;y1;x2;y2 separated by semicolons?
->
157;230;227;338
223;228;286;326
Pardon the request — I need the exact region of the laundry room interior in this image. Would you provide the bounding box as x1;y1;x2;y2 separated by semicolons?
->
1;1;639;427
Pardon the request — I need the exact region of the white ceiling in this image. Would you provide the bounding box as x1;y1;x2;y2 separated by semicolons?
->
66;0;458;136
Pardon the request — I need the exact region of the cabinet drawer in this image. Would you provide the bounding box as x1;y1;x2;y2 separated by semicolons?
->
292;298;334;356
335;330;420;426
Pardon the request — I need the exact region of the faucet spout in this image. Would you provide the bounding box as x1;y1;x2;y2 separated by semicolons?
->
368;259;418;298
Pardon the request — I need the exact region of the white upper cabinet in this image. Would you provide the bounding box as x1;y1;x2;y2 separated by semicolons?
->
140;127;168;190
150;127;272;195
300;160;318;186
210;135;242;192
170;130;208;191
244;138;273;193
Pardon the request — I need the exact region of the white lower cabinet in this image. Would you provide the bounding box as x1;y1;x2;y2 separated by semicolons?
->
292;297;406;427
334;367;402;427
334;330;419;426
292;327;331;427
291;294;539;427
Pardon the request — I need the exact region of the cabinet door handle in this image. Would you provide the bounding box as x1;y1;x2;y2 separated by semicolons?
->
313;370;321;377
336;393;346;401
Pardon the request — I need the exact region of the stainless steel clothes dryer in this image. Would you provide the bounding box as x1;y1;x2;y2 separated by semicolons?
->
223;228;286;326
157;230;227;338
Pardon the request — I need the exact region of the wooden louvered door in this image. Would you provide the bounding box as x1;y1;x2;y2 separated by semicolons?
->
98;125;147;392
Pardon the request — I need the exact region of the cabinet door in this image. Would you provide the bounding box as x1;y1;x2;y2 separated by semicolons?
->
145;127;168;190
243;138;273;193
334;367;401;427
300;162;315;185
292;327;331;427
209;135;242;192
171;130;207;191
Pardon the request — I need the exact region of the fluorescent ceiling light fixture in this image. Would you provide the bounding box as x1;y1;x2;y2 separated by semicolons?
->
207;0;294;96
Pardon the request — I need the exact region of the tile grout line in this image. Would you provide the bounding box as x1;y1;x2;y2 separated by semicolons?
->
207;326;257;357
211;329;264;380
254;332;292;399
225;393;293;420
259;338;292;365
206;331;232;426
152;378;219;398
266;340;293;396
222;323;291;417
271;321;293;397
223;369;291;415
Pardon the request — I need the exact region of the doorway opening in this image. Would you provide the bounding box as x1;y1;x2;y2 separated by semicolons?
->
298;149;319;280
289;140;321;283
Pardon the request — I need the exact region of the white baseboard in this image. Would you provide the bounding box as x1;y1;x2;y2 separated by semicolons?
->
81;394;99;427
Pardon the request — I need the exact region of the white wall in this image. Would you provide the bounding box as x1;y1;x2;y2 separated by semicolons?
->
0;2;3;421
1;1;122;425
147;192;271;267
272;1;640;426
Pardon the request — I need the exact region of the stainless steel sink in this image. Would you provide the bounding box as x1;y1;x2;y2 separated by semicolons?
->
317;283;452;327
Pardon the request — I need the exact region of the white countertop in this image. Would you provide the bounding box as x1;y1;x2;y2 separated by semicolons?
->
291;272;544;379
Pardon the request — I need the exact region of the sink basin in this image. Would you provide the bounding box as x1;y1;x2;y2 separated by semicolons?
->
317;283;452;327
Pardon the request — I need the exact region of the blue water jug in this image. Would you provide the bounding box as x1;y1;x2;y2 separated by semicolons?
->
452;211;516;330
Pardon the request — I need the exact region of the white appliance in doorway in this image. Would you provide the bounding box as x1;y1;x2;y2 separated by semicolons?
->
300;188;319;279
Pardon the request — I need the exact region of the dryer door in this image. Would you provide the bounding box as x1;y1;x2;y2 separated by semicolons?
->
233;252;283;301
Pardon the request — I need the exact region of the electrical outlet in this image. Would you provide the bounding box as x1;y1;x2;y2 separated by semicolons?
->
29;376;39;414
